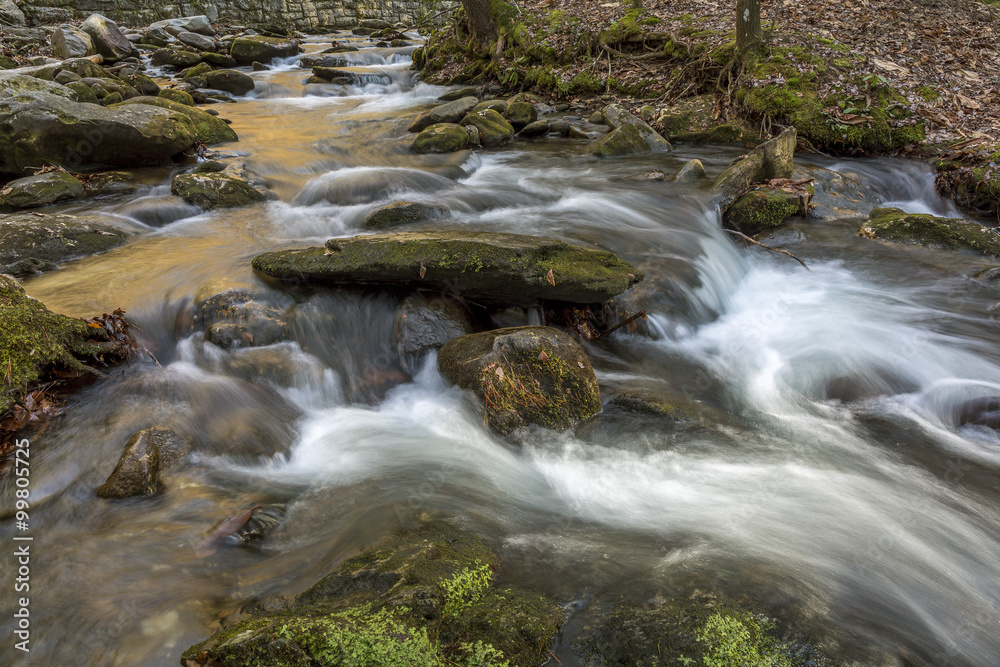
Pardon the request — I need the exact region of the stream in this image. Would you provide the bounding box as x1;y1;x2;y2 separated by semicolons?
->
3;32;1000;667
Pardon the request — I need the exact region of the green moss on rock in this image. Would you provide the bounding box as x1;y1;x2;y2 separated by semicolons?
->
412;123;471;154
171;172;265;209
251;231;643;307
362;201;442;230
726;188;808;235
588;123;648;157
0;212;133;277
179;524;561;667
858;207;1000;256
117;96;237;144
460;109;515;148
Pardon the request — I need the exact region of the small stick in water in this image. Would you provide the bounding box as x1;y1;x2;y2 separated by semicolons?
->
725;229;810;270
595;310;647;339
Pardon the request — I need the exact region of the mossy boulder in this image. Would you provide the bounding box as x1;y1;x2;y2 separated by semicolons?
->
588;123;649;157
0;212;133;277
610;390;685;418
460;109;515;148
229;35;300;65
438;326;601;433
150;48;202;68
935;145;1000;219
117;96;237;144
408;96;479;133
362;201;442;229
181;61;213;83
713;128;797;210
0;171;84;208
504;100;537;129
412;122;470;154
203;69;256;96
157;88;195;106
726;187;809;235
252;231;643;307
0;90;198;175
85;171;140;196
180;523;562;667
858;207;1000;256
601;103;672;152
201;52;239;69
0;74;78;100
171;171;265;210
0;274;129;415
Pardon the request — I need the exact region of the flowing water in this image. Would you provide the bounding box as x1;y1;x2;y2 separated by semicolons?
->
3;33;1000;667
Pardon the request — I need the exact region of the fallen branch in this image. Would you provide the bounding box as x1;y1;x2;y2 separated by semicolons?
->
725;229;810;270
595;310;647;339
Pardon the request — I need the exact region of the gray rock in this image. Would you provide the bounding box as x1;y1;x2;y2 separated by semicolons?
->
229;35;299;65
195;288;289;349
437;86;478;102
203;69;255;96
587;123;649;157
96;428;191;499
394;293;474;370
81;14;139;62
601;103;672;152
150;48;201;68
299;54;350;68
858;207;1000;257
54;70;82;85
674;159;706;183
362;201;442;229
438;326;601;433
0;0;25;27
52;25;95;59
549;119;571;136
518;119;550;138
0;212;133;277
142;27;174;47
171;163;267;209
251;231;644;307
200;52;238;68
712;128;797;210
408;96;478;133
149;16;215;37
177;30;216;53
0;171;84;208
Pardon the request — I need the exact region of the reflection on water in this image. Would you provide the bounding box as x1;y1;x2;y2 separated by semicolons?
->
3;29;1000;667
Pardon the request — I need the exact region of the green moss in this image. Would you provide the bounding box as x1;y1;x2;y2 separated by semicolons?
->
699;612;791;667
726;188;806;234
916;85;939;102
858;207;1000;255
116;96;237;145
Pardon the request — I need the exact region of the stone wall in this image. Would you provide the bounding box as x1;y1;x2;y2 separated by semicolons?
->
14;0;439;31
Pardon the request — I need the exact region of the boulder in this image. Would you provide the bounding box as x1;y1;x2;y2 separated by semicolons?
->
181;61;212;83
0;0;26;27
141;27;174;48
438;326;601;433
0;74;77;100
80;14;138;62
171;166;266;209
858;207;1000;256
408;96;478;133
362;201;442;229
587;123;649;157
200;52;238;68
203;69;255;96
0;274;130;414
712;128;797;210
394;293;473;371
229;35;299;65
194;288;288;348
459;108;515;148
150;48;201;68
180;524;561;666
726;187;810;235
252;231;643;307
117;96;237;144
518;120;550;138
0;89;198;175
65;81;97;103
0;55;17;70
96;427;190;498
601;103;672;152
149;16;215;37
176;31;216;53
473;99;507;114
504;100;537;129
157;88;194;106
0;211;132;277
412;122;470;154
85;171;140;196
52;25;96;59
674;158;706;183
298;54;350;68
0;171;84;208
438;86;478;102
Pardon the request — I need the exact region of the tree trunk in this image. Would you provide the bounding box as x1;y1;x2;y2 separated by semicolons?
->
461;0;499;42
736;0;762;54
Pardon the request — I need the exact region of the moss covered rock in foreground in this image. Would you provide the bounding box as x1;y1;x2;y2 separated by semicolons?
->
252;231;643;307
438;326;601;433
180;524;562;667
858;207;1000;256
0;274;125;414
726;188;809;235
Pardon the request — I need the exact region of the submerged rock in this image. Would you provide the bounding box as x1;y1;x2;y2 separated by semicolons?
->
438;325;601;433
412;122;470;154
361;201;442;229
252;231;643;307
1;88;198;175
858;207;1000;256
408;96;479;133
0;171;84;208
609;390;686;418
95;427;191;498
171;166;266;210
0;212;133;277
181;523;562;666
195;288;289;349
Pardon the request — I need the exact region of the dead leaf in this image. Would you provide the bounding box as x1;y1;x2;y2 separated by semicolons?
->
872;57;909;74
196;506;262;558
538;351;548;361
957;94;982;110
419;262;426;278
546;268;555;286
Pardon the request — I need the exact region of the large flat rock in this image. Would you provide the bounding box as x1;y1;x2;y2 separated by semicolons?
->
252;231;643;306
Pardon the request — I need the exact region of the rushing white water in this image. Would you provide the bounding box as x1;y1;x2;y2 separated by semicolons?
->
3;28;1000;667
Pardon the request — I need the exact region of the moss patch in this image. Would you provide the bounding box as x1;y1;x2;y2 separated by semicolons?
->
858;207;1000;256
